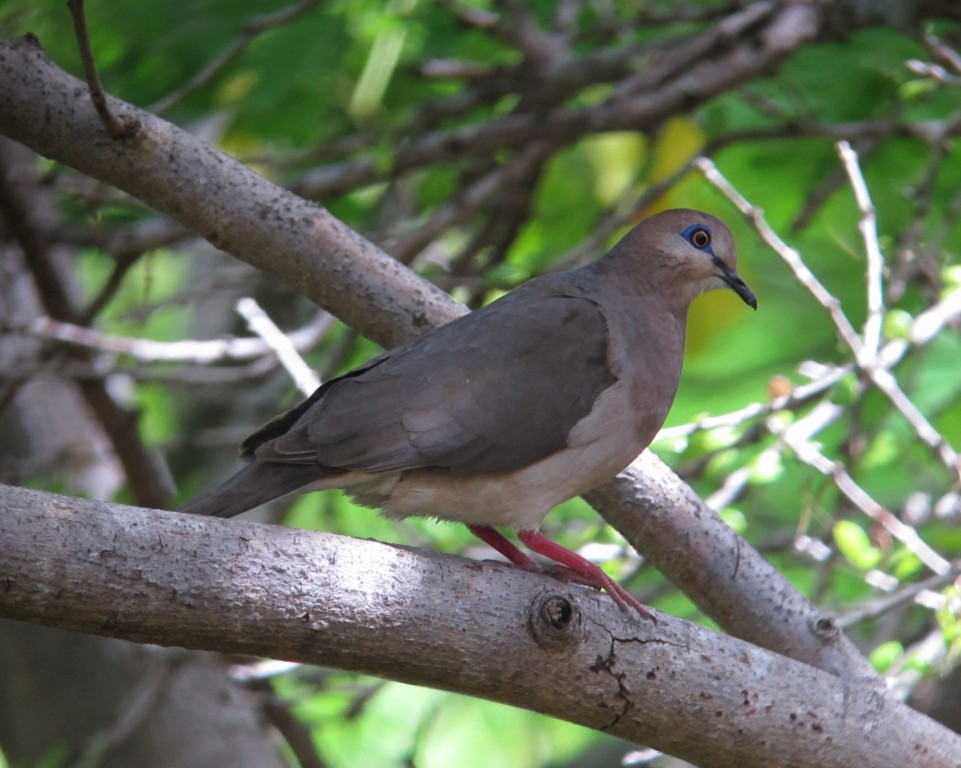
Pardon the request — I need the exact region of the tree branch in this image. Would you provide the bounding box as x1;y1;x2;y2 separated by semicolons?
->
0;36;462;350
586;453;880;681
2;483;958;768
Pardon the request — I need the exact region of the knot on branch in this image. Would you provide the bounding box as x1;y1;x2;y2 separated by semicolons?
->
812;615;840;640
527;591;582;652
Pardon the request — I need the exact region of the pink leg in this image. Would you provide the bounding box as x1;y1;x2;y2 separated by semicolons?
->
518;530;654;622
467;524;538;569
469;525;597;586
467;524;654;621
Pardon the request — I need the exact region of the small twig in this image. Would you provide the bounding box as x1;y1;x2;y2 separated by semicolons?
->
774;403;951;577
149;0;323;114
837;565;961;629
695;156;865;357
908;284;961;346
705;464;753;511
391;142;552;265
552;159;700;272
887;629;952;702
699;154;961;478
23;311;332;366
78;252;145;324
656;364;848;444
836;141;959;476
867;367;960;478
906;60;961;87
419;59;496;80
236;298;320;396
890;139;945;302
436;0;499;29
7;357;285;388
836;141;885;361
925;32;961;76
67;0;140;139
70;656;178;768
658;251;961;460
791;159;863;233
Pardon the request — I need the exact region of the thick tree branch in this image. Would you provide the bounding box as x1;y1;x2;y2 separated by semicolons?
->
2;484;959;768
0;36;461;350
586;453;879;681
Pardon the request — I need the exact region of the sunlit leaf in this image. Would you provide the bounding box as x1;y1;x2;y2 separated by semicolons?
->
869;640;903;672
834;521;882;570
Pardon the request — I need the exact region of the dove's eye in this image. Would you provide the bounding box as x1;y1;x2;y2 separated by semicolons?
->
683;226;712;250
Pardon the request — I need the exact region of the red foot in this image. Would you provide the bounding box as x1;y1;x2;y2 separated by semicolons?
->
467;525;655;622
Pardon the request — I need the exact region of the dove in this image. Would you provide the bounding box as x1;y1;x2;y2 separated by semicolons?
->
182;209;756;619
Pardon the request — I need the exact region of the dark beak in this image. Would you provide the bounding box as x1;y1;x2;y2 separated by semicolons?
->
717;261;757;310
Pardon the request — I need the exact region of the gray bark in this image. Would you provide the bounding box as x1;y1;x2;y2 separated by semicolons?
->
2;484;959;768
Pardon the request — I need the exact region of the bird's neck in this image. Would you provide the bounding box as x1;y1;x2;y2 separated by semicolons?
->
589;256;694;320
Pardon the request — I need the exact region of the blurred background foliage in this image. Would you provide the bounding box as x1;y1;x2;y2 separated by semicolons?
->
1;0;960;766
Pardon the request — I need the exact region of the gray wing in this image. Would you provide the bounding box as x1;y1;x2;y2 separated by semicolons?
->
247;284;616;476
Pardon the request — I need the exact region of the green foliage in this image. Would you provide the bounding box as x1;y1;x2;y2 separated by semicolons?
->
869;640;904;672
275;675;596;768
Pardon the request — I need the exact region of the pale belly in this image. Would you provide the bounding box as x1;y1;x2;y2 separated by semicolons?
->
343;378;661;530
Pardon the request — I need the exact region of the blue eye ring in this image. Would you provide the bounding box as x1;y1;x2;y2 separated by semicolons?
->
681;224;713;253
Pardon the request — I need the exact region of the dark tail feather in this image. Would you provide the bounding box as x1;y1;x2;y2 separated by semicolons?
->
179;463;331;518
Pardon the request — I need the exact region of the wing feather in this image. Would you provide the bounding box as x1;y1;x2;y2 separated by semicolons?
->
246;280;617;476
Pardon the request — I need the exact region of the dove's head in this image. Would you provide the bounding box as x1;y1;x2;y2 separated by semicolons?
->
613;208;757;310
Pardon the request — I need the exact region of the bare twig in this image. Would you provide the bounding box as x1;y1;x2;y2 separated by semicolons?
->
78;252;145;325
836;141;959;476
906;284;961;346
704;464;753;511
66;0;140;139
695;156;864;356
698;155;961;478
906;60;961;86
552;159;701;272
678;154;960;572
72;655;179;766
656;365;848;444
887;629;952;702
836;141;884;360
390;142;553;265
774;403;951;577
837;565;961;629
0;139;167;507
23;311;331;367
867;366;960;477
149;0;324;114
659;283;961;446
924;32;961;76
236;298;321;396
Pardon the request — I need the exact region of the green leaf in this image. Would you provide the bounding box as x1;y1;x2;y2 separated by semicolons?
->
869;640;904;672
883;309;913;341
719;507;748;535
833;520;882;570
748;450;783;485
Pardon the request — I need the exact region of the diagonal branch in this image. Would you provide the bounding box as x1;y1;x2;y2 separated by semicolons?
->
0;36;463;350
149;0;324;115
